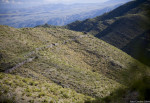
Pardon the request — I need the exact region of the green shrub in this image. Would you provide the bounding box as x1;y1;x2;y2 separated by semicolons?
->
50;100;55;103
0;74;4;79
34;82;38;86
29;81;35;86
22;92;25;96
33;88;41;92
4;88;9;94
18;81;25;87
29;99;34;103
4;80;10;85
0;97;15;103
15;75;20;79
42;99;48;103
26;93;32;97
29;81;38;86
38;92;45;98
131;76;150;100
63;93;69;98
0;91;2;96
25;87;31;93
22;78;29;83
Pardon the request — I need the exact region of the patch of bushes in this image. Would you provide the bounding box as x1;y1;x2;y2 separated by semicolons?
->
25;87;31;93
33;88;41;92
3;86;9;94
38;92;45;98
22;78;29;83
131;76;150;100
0;98;15;103
26;93;32;97
42;99;48;103
0;74;4;79
29;99;34;103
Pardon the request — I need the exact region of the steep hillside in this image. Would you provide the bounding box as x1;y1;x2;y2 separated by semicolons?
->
0;25;149;102
66;0;150;66
0;73;93;103
122;30;150;66
66;0;148;34
98;14;148;48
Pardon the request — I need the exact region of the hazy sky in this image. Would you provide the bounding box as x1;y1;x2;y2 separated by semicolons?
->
44;0;109;3
0;0;110;4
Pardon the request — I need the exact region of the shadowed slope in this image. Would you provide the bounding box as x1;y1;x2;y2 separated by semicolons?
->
66;0;150;66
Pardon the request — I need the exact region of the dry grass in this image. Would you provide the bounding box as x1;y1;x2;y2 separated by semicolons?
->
0;25;149;102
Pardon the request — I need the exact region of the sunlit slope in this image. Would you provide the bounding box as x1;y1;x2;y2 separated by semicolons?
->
0;73;93;103
0;25;148;102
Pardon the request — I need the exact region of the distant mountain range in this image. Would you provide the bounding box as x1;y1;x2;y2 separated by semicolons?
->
0;0;130;28
66;0;150;66
0;0;150;102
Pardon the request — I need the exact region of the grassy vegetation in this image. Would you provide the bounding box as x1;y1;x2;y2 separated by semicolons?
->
0;1;149;102
0;25;149;102
66;0;150;66
0;73;93;103
66;0;149;36
90;75;150;103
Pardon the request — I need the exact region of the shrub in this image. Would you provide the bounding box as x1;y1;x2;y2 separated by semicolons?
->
38;92;45;98
0;91;2;96
33;88;41;92
22;78;29;83
131;76;150;100
50;100;55;103
22;92;25;96
61;91;70;98
4;80;10;85
29;99;34;103
34;82;38;86
15;75;20;79
25;87;31;93
26;93;32;97
0;97;15;103
42;99;48;103
4;87;9;93
29;81;35;86
0;74;4;79
63;93;69;98
18;81;25;87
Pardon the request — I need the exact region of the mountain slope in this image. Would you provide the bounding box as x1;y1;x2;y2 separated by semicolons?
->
66;0;148;33
66;0;150;66
98;14;148;48
0;73;93;103
0;25;149;102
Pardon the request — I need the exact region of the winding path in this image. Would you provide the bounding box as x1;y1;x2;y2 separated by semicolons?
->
5;35;87;73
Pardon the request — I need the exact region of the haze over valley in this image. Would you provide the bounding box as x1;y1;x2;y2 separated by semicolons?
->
0;0;131;28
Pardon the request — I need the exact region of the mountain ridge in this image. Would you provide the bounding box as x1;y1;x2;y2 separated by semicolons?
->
66;0;150;66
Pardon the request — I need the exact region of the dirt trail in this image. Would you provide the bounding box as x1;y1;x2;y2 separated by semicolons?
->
5;35;87;73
